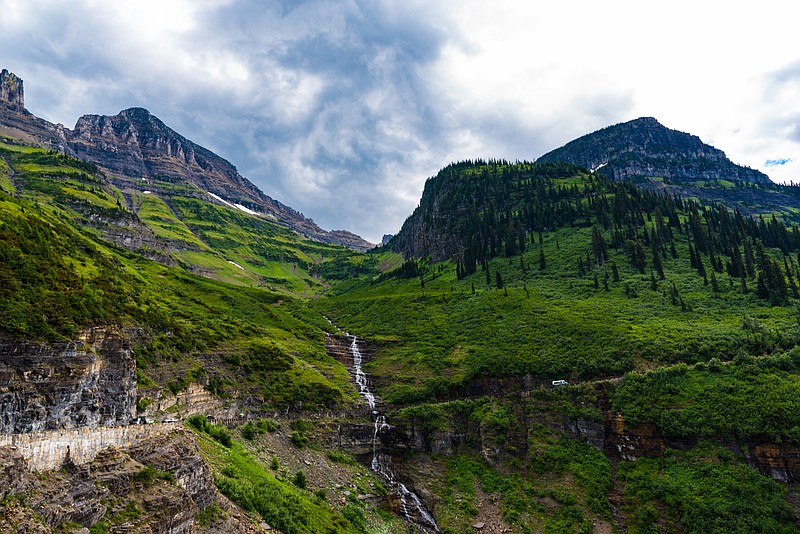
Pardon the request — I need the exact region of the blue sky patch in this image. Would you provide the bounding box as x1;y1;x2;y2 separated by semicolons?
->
765;158;792;167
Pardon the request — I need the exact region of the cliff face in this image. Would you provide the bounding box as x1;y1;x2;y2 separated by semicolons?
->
0;326;137;433
0;429;257;532
0;69;24;109
537;116;771;185
70;107;267;203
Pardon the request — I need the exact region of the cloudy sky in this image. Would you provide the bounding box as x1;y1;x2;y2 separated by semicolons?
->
2;0;799;243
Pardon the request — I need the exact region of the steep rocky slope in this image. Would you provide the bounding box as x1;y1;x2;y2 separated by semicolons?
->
0;69;373;251
0;327;136;433
535;117;800;219
0;429;261;533
537;116;770;184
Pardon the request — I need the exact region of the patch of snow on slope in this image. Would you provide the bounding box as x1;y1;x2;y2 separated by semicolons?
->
234;203;258;216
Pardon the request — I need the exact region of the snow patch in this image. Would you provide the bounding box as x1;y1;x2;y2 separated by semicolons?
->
234;203;258;216
591;162;608;172
206;191;261;216
228;260;245;270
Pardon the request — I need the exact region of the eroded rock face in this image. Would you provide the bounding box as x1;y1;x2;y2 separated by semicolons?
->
0;446;29;501
0;69;24;108
0;429;259;533
0;326;137;433
128;428;219;510
605;413;667;461
748;443;800;483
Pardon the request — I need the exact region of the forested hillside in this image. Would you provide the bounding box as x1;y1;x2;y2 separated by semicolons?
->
318;159;800;532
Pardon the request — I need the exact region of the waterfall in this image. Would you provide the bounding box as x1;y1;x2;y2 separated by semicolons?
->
346;333;440;533
350;335;376;410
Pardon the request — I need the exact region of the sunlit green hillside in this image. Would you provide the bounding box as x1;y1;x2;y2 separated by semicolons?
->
0;136;358;409
318;161;800;402
0;136;366;297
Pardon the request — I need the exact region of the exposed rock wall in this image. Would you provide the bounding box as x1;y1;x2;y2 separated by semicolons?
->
0;423;178;471
0;326;137;433
0;428;258;532
149;382;221;418
0;69;24;108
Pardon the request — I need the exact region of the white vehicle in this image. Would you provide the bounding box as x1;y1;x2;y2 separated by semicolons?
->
552;379;568;387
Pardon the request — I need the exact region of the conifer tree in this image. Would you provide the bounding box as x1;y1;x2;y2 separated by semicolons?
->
652;239;665;279
591;225;607;265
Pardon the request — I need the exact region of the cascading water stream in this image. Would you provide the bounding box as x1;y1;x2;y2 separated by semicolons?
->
344;331;440;533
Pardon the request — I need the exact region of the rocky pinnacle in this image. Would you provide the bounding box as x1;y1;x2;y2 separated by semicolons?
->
0;69;24;108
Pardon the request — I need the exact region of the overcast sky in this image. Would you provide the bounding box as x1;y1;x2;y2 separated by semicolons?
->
2;0;799;243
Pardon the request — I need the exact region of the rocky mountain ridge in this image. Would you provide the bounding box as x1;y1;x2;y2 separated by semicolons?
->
537;116;771;185
0;69;373;251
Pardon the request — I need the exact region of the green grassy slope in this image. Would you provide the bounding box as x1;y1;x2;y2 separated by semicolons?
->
0;135;366;297
0;137;360;410
5;137;800;531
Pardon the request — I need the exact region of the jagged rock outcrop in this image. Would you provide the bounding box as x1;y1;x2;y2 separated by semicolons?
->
537;116;771;185
0;69;24;108
128;429;217;508
0;69;374;251
0;69;70;150
0;446;29;501
0;429;258;533
0;326;137;433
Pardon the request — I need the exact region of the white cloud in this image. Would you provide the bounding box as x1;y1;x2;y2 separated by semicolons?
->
2;0;800;242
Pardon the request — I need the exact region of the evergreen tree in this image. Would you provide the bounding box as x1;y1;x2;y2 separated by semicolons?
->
756;272;769;300
539;247;546;270
711;271;720;293
652;239;665;279
744;237;756;277
495;271;504;290
591;225;607;265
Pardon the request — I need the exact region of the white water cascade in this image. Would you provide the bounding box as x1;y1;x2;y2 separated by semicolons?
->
346;332;440;533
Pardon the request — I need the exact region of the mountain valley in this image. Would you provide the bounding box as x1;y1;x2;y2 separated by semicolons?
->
3;68;800;533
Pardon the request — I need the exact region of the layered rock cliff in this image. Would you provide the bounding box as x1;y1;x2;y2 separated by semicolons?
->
0;429;259;532
0;326;137;433
0;69;24;109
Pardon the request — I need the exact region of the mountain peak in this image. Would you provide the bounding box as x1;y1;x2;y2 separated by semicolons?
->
0;69;24;109
0;70;374;251
538;117;770;185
